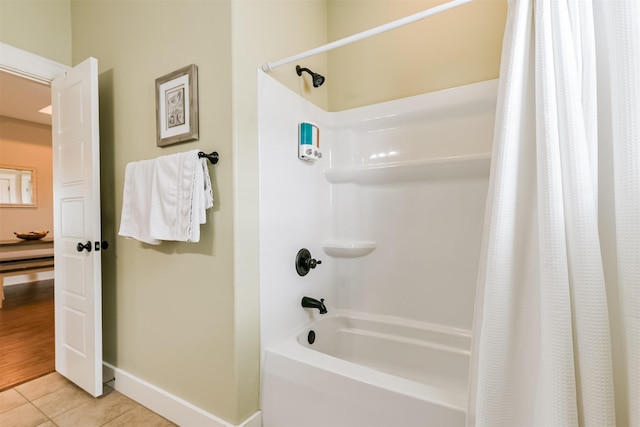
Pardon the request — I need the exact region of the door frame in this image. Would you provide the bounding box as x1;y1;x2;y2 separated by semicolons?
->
0;42;96;380
0;43;70;84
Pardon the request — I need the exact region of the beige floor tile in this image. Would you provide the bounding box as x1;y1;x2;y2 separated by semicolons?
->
51;390;138;427
0;389;28;414
0;402;48;427
31;382;94;418
35;422;57;427
14;373;70;401
102;405;177;426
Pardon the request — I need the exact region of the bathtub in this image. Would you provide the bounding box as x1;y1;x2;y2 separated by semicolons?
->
261;311;471;427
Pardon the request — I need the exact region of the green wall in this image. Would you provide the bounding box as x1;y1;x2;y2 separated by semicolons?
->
69;1;331;422
0;0;72;65
230;0;328;420
327;0;507;111
70;0;241;423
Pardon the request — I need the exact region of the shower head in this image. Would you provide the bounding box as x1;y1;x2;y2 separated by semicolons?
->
296;65;325;88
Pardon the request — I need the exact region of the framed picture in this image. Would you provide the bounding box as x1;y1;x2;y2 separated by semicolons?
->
155;64;199;147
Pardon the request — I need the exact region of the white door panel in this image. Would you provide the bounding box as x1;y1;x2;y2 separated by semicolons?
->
52;57;103;397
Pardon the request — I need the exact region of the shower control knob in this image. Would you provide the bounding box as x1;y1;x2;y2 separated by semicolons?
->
296;248;322;276
308;258;321;269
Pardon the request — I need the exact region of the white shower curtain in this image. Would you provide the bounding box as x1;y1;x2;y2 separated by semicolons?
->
467;0;639;426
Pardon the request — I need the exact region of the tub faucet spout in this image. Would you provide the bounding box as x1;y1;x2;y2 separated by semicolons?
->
302;296;327;314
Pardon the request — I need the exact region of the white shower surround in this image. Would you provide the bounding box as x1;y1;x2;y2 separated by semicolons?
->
258;71;497;423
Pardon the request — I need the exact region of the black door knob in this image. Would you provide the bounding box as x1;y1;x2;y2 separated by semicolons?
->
94;241;109;251
76;241;92;252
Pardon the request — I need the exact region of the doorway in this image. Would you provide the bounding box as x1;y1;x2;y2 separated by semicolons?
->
0;70;55;390
2;43;105;398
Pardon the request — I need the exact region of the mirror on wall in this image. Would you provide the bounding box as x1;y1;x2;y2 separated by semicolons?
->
0;166;36;207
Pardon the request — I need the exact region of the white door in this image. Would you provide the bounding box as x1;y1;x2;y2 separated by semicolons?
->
51;57;103;397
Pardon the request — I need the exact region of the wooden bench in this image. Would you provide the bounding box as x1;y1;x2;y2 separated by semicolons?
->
0;240;54;309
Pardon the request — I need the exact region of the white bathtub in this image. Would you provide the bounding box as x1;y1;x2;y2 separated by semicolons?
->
261;311;471;427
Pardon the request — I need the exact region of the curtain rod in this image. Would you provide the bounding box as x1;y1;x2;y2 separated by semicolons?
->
261;0;474;72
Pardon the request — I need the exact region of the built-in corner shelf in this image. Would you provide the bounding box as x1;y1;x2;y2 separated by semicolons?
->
322;240;377;258
324;153;491;185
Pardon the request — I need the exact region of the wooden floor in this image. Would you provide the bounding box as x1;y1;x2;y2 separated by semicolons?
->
0;279;55;392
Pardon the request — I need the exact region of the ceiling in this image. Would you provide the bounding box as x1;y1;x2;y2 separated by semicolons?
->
0;70;52;125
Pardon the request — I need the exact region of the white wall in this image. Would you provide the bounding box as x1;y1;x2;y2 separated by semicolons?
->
258;74;497;356
0;116;53;241
0;0;72;66
258;71;335;356
324;80;497;331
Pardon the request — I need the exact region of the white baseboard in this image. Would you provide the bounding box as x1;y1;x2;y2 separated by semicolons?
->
103;363;262;427
238;411;263;427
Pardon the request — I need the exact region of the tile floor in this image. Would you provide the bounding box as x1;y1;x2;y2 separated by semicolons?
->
0;372;176;427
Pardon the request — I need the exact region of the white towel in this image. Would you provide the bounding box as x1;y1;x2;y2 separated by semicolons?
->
118;150;214;244
149;150;213;242
118;158;161;245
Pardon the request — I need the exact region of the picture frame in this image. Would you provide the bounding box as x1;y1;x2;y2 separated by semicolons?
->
155;64;199;147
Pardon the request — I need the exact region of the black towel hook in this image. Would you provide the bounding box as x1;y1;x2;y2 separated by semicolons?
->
198;151;219;164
